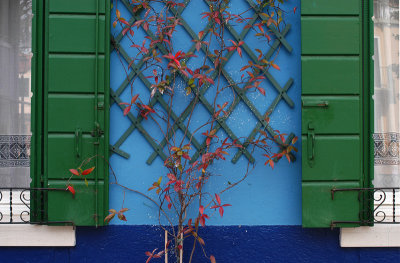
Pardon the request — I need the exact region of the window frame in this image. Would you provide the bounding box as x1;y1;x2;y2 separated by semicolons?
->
341;0;400;247
0;0;75;247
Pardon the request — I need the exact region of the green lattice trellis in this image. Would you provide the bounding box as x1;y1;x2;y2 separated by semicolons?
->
110;0;296;165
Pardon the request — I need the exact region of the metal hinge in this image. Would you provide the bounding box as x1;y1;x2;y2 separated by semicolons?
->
91;122;104;137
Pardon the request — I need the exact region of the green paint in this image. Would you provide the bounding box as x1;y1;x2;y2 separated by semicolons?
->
302;57;360;95
31;0;110;226
301;0;373;228
301;0;360;15
301;17;360;55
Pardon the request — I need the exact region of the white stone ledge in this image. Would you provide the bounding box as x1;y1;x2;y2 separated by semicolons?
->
340;224;400;247
0;225;75;246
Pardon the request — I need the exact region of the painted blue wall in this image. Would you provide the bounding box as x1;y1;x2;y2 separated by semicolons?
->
4;1;400;262
109;0;302;226
2;226;400;263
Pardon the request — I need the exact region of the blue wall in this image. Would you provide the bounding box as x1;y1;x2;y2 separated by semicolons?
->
6;1;400;262
109;0;302;226
2;226;400;263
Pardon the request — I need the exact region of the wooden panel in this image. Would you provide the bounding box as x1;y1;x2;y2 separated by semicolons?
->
302;57;360;95
302;182;360;228
49;15;105;53
48;54;105;93
302;136;361;181
302;0;359;15
47;180;105;226
49;0;105;14
47;94;104;132
302;17;360;55
47;134;105;180
302;96;360;134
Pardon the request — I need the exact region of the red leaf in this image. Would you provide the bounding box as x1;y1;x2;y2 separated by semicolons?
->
82;167;95;175
219;206;224;217
69;169;79;176
271;63;280;71
122;27;130;36
210;255;216;263
123;105;131;116
182;153;191;161
237;47;242;57
215;193;221;205
199;205;204;215
200;216;205;227
143;22;149;31
269;159;274;169
167;173;176;181
67;185;75;196
131;94;139;104
293;7;297;14
257;87;266;96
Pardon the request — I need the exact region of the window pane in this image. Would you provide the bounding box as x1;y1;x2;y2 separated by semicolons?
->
0;0;32;188
373;0;400;187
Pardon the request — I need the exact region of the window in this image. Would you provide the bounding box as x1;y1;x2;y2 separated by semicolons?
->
341;0;400;247
0;0;74;246
0;0;32;224
0;0;111;246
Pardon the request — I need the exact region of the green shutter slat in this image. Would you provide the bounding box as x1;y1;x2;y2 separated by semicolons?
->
302;57;360;95
49;0;106;14
301;0;372;228
301;0;360;15
301;97;360;134
302;17;360;55
48;54;105;93
33;0;110;226
47;180;105;226
47;135;105;180
301;136;361;181
47;94;105;132
302;182;360;228
49;15;105;53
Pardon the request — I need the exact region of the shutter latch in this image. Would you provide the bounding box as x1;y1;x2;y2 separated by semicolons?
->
307;123;315;167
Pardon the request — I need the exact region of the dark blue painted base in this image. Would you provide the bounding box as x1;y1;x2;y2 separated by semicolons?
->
1;226;400;263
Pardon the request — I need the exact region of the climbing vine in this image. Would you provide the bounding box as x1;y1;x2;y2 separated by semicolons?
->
69;0;297;262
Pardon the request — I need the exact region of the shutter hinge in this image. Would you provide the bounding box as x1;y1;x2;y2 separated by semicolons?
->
91;122;104;137
97;102;104;110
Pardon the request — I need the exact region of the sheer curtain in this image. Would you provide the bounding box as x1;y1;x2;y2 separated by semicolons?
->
0;0;32;187
373;0;400;187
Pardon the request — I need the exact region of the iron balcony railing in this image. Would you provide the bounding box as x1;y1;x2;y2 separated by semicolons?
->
0;187;71;225
331;187;400;227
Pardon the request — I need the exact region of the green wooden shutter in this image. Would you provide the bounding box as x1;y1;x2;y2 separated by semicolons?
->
301;0;373;228
31;0;110;226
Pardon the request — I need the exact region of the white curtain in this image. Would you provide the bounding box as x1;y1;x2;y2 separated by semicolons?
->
373;0;400;187
0;0;32;187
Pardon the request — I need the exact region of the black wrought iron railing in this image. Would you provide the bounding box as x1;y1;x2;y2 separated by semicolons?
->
0;187;69;224
331;187;400;227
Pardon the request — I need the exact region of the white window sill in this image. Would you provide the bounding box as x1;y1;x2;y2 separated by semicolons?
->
0;225;75;246
340;225;400;247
